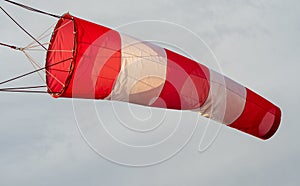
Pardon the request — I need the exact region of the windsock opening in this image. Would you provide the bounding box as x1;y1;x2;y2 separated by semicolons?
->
46;14;76;97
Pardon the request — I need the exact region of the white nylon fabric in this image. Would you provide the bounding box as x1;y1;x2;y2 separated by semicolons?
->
198;69;247;125
108;34;167;106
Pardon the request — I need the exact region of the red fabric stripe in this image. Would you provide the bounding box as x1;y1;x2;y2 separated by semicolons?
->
59;15;121;99
228;88;281;139
151;49;210;110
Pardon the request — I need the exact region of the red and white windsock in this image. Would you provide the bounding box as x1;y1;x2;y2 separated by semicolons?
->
46;14;281;140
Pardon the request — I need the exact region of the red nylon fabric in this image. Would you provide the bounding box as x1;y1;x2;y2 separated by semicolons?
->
151;49;210;110
46;14;121;99
228;88;281;139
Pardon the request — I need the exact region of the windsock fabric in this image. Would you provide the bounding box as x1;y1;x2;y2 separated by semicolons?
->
46;14;281;140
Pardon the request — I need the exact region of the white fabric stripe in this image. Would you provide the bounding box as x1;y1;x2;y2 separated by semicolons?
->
108;34;167;106
198;69;247;125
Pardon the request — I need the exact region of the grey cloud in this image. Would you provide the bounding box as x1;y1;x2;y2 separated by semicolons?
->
0;0;299;185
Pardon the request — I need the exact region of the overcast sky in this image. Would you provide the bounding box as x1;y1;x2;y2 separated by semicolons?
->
0;0;299;185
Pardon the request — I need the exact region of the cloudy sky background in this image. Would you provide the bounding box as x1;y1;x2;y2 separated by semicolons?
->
0;0;299;185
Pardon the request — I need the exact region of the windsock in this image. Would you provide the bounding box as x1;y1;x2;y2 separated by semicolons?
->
46;14;281;140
